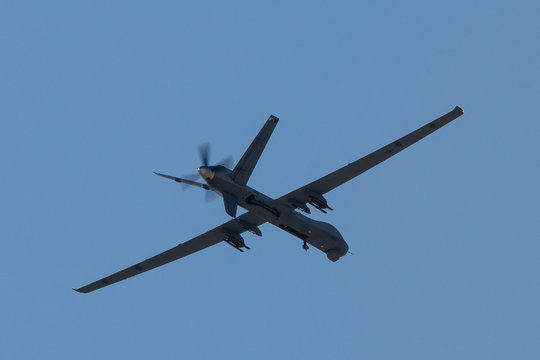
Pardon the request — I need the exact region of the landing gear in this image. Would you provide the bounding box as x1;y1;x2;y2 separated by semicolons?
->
302;241;309;251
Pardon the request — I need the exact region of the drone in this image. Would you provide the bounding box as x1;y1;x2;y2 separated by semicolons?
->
75;106;463;293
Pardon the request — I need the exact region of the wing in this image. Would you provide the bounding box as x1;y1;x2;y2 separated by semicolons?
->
74;212;266;293
230;115;279;186
277;106;464;211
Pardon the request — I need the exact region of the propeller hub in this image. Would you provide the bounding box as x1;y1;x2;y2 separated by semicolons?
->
198;166;215;180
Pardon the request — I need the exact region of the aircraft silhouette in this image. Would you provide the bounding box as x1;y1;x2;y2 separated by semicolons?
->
75;106;464;293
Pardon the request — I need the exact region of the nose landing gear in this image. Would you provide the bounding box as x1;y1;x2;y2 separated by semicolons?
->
302;241;309;251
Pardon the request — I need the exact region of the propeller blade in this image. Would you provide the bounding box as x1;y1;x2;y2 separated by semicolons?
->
181;173;200;190
183;173;200;181
198;142;210;166
217;155;234;169
205;190;219;202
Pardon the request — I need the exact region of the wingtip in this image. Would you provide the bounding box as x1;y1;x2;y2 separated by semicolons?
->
73;288;84;293
454;105;464;114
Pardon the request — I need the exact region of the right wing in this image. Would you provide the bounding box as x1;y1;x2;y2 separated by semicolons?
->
277;106;464;211
74;212;266;293
230;115;279;186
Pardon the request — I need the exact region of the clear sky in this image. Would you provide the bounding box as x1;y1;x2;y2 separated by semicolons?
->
1;1;539;359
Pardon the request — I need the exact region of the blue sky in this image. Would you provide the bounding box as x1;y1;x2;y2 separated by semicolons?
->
1;1;539;359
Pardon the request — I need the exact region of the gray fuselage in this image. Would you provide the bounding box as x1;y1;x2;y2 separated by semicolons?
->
200;165;349;261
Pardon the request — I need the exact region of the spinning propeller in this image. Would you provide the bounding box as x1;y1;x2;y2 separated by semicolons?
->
154;142;233;202
197;142;233;169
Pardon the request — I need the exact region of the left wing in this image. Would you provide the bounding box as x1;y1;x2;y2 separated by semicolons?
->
74;212;266;293
277;106;464;212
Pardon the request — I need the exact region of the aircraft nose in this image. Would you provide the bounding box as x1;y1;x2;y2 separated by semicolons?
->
198;166;215;180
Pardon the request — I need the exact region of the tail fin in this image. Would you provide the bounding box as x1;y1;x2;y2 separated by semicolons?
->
154;172;210;190
230;115;279;186
223;192;238;218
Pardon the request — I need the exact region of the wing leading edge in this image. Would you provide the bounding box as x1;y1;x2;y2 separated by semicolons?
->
277;106;464;208
74;212;266;293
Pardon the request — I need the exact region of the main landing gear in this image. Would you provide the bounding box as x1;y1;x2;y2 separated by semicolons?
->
302;241;309;251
